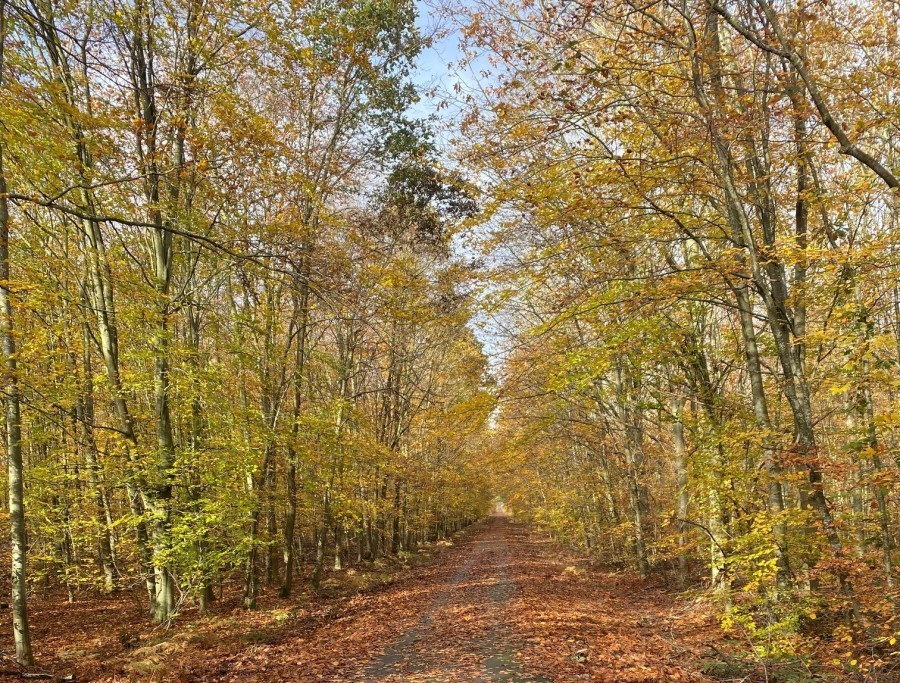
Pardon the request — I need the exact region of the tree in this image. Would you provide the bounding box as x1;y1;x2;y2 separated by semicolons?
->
459;0;900;668
0;0;33;663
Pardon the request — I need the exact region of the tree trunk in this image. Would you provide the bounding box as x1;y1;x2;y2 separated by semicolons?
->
856;305;893;586
614;362;649;578
686;7;795;585
264;459;278;585
311;492;331;591
28;0;156;607
186;306;214;613
672;394;689;587
0;60;34;661
79;318;115;592
281;457;297;597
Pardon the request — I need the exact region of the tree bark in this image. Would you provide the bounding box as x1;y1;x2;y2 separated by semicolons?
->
79;317;115;592
613;361;650;578
0;14;34;655
281;269;310;597
671;393;689;587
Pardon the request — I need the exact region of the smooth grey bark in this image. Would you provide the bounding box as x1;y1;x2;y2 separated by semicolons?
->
235;335;258;609
264;456;278;585
77;208;154;609
281;269;310;598
333;524;344;571
612;361;650;578
0;5;34;663
129;6;177;621
671;393;689;587
119;0;216;621
685;6;808;585
0;41;34;670
186;303;215;613
845;393;867;555
788;73;809;377
242;279;288;607
26;0;156;605
280;449;298;597
699;10;886;588
678;324;730;587
239;281;291;609
79;316;116;592
311;491;331;591
855;307;893;586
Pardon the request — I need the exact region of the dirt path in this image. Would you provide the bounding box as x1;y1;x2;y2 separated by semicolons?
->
340;514;714;682
8;516;721;682
355;515;549;682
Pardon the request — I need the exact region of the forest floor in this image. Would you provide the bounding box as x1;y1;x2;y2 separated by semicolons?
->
1;516;731;682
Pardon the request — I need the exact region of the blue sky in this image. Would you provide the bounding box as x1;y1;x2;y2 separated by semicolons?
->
411;0;465;119
409;0;494;131
411;0;508;373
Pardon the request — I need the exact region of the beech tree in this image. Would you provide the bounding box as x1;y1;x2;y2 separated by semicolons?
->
0;0;33;663
0;0;492;659
461;0;900;670
4;0;898;676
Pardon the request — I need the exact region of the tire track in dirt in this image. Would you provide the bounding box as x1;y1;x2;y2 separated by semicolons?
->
12;515;717;682
356;514;549;682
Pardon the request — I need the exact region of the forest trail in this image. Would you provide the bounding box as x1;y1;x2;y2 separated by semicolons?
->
342;514;713;682
355;514;550;682
8;516;719;683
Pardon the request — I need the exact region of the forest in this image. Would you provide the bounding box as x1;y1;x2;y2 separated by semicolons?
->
0;0;898;681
